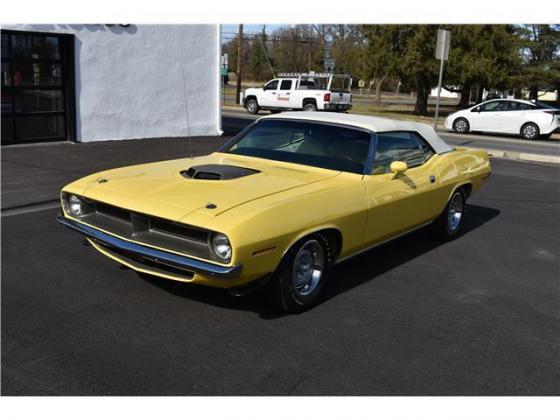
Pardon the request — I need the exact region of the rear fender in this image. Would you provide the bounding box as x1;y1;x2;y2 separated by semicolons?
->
440;148;491;204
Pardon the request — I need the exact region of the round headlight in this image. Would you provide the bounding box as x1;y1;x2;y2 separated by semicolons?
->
67;194;84;216
212;233;232;261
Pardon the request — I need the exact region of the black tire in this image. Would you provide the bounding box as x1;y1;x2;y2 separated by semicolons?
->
453;117;470;134
246;98;259;115
273;232;333;314
431;189;466;241
303;102;317;112
520;122;540;140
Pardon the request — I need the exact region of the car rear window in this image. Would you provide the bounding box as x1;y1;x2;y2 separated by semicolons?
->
507;101;536;111
221;119;372;174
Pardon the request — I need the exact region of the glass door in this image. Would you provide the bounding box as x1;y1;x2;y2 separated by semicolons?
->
1;30;75;145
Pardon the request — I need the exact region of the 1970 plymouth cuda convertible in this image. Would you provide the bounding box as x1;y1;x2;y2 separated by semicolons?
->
58;112;491;312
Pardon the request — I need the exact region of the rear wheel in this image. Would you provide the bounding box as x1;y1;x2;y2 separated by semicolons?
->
274;233;332;313
303;102;317;112
431;189;466;241
246;98;259;115
453;117;470;134
520;122;539;140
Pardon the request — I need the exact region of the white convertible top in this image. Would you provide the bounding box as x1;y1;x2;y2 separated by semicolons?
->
260;112;454;154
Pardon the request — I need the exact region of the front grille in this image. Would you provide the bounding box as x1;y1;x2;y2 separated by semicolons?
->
76;199;217;262
96;241;195;280
96;201;130;221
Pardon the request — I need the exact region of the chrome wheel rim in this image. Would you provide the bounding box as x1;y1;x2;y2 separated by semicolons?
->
455;119;467;132
523;125;537;139
292;239;324;297
304;105;315;112
447;193;464;232
247;101;256;113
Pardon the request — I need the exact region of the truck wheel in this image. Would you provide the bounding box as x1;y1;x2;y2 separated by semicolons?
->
303;102;317;112
246;98;259;115
274;233;333;314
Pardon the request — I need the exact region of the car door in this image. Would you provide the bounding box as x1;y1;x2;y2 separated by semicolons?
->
260;79;279;107
501;100;536;134
469;100;507;132
277;79;295;109
362;131;443;247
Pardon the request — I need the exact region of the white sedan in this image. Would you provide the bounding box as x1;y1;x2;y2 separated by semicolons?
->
445;99;560;140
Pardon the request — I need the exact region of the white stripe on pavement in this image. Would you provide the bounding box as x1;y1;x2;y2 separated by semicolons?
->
1;203;61;218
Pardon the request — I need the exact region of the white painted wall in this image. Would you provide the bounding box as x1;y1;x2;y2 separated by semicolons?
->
3;24;221;141
430;86;459;99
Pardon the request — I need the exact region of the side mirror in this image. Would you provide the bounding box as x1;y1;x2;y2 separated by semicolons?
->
390;161;408;178
472;107;481;113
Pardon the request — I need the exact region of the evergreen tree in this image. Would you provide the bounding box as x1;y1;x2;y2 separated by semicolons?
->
444;25;520;106
248;26;271;81
518;25;560;99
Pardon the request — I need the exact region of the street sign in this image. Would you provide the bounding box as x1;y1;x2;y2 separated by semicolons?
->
324;40;333;59
220;68;228;76
434;29;451;130
221;54;229;68
435;29;451;61
324;58;335;72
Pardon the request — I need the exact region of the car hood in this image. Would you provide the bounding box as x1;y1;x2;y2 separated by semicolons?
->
79;152;340;222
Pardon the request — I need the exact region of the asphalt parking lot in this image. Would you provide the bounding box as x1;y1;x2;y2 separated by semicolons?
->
2;131;559;395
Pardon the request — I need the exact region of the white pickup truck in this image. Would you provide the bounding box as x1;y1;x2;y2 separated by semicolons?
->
243;72;353;114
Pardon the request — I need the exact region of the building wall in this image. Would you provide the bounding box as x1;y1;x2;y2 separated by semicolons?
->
430;86;459;99
3;24;221;141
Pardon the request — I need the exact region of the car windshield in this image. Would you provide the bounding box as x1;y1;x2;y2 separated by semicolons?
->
221;119;372;174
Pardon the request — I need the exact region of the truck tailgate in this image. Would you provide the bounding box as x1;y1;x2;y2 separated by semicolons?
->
330;91;352;104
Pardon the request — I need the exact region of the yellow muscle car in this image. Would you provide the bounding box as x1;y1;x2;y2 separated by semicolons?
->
58;112;491;313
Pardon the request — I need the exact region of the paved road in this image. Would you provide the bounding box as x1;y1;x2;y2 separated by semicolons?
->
222;111;560;157
1;137;559;395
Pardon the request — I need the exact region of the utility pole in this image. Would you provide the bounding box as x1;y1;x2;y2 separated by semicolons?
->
235;24;243;105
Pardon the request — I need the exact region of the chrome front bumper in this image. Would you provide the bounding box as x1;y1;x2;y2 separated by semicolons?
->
57;214;242;279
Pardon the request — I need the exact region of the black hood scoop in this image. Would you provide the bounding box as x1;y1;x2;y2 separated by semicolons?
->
180;164;260;180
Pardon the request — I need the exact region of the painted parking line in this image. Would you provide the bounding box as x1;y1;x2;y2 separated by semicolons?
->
1;202;60;218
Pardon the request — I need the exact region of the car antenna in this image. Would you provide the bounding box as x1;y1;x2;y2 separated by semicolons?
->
181;69;193;159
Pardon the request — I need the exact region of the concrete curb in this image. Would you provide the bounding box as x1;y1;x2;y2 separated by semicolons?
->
476;148;560;165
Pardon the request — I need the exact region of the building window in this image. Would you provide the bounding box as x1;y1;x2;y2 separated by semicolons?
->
1;30;75;145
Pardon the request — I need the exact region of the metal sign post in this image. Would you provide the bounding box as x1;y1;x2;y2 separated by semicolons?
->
434;29;450;130
222;54;228;104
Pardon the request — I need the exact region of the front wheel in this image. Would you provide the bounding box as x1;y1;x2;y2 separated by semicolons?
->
520;122;540;140
453;117;470;134
246;98;259;115
274;233;333;313
431;189;466;241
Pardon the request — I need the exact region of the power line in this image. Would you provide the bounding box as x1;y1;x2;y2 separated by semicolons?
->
221;33;322;45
